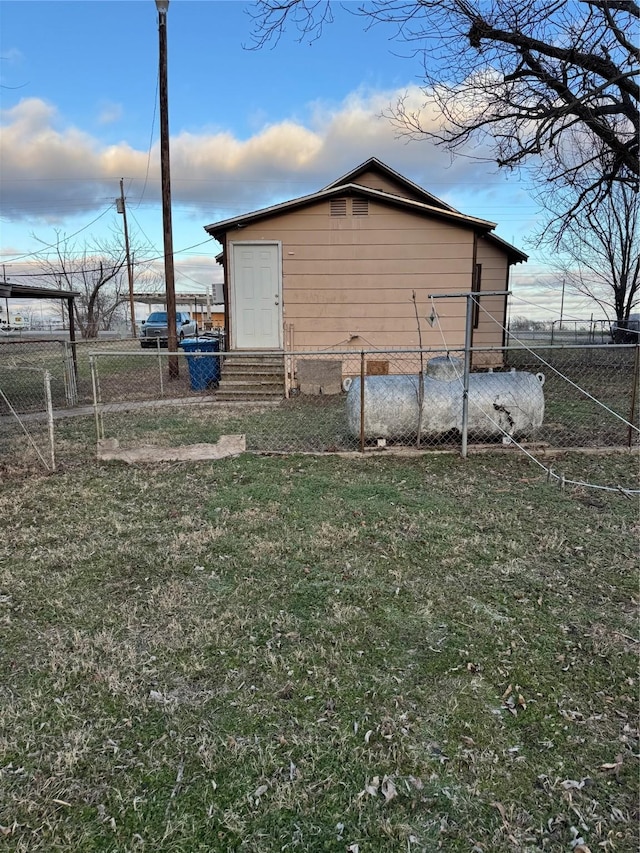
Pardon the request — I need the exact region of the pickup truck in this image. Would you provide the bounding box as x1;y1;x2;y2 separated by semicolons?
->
611;314;640;344
140;311;198;348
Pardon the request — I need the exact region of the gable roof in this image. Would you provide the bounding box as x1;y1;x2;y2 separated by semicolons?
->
204;160;528;264
206;183;493;236
320;157;457;212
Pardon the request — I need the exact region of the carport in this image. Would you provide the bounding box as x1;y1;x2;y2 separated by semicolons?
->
0;282;80;375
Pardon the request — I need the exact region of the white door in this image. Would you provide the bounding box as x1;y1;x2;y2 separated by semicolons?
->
231;242;282;349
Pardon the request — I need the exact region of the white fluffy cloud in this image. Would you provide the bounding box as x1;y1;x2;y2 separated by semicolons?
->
1;86;505;225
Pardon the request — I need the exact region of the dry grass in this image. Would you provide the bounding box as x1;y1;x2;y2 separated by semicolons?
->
0;451;638;852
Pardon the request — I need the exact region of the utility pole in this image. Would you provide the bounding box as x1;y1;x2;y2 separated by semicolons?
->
117;178;137;337
156;0;179;377
1;265;10;328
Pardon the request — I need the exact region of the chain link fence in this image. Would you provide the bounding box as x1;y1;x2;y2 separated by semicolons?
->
0;364;56;473
1;338;638;467
506;318;614;346
90;343;638;454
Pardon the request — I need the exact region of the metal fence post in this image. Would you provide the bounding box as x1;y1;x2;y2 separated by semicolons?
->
44;370;56;472
360;350;365;453
157;337;165;398
461;294;473;459
89;355;104;442
62;341;78;406
629;343;640;448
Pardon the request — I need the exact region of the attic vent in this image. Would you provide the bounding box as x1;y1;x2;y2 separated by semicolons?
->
330;198;347;217
352;198;369;216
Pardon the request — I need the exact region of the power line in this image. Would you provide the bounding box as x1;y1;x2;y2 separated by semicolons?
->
135;70;159;211
509;293;603;324
1;206;115;263
5;237;218;277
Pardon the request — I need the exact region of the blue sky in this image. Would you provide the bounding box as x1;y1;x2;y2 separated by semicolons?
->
0;0;589;320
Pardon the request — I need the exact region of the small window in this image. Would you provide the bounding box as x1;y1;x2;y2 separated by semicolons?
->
330;198;347;217
352;199;369;216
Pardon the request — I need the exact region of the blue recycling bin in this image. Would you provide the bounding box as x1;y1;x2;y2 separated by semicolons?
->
179;337;221;391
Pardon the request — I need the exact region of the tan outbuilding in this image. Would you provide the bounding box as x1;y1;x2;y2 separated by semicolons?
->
204;158;527;370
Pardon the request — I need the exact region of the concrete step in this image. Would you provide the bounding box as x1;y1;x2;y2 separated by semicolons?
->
218;376;283;386
221;366;284;378
217;353;285;400
222;354;284;363
216;388;284;401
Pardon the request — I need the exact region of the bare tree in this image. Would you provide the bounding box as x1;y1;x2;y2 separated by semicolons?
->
250;1;639;212
534;158;639;335
39;234;126;338
33;231;159;339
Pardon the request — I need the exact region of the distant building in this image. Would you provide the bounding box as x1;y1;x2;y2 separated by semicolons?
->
134;292;225;331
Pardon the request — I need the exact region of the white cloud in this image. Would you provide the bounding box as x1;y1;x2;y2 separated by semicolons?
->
97;101;123;125
0;47;23;64
1;86;513;226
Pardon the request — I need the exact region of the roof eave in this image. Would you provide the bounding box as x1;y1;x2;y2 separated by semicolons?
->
1;284;80;300
204;183;495;240
320;156;458;212
482;232;528;264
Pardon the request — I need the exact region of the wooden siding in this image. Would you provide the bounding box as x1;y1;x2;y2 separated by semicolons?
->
474;236;509;343
472;236;510;366
342;168;427;202
224;198;508;354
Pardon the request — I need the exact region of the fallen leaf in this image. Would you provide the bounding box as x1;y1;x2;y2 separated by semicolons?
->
275;682;294;700
148;690;165;703
365;775;380;797
561;778;588;790
600;754;623;774
610;806;628;822
381;775;397;803
492;801;508;824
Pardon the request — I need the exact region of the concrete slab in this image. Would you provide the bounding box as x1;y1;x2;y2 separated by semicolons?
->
297;359;342;395
97;434;246;463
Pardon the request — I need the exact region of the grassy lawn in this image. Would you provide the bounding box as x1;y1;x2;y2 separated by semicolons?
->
0;450;638;852
97;398;360;454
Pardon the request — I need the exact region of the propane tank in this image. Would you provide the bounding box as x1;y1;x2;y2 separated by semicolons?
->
346;357;545;441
